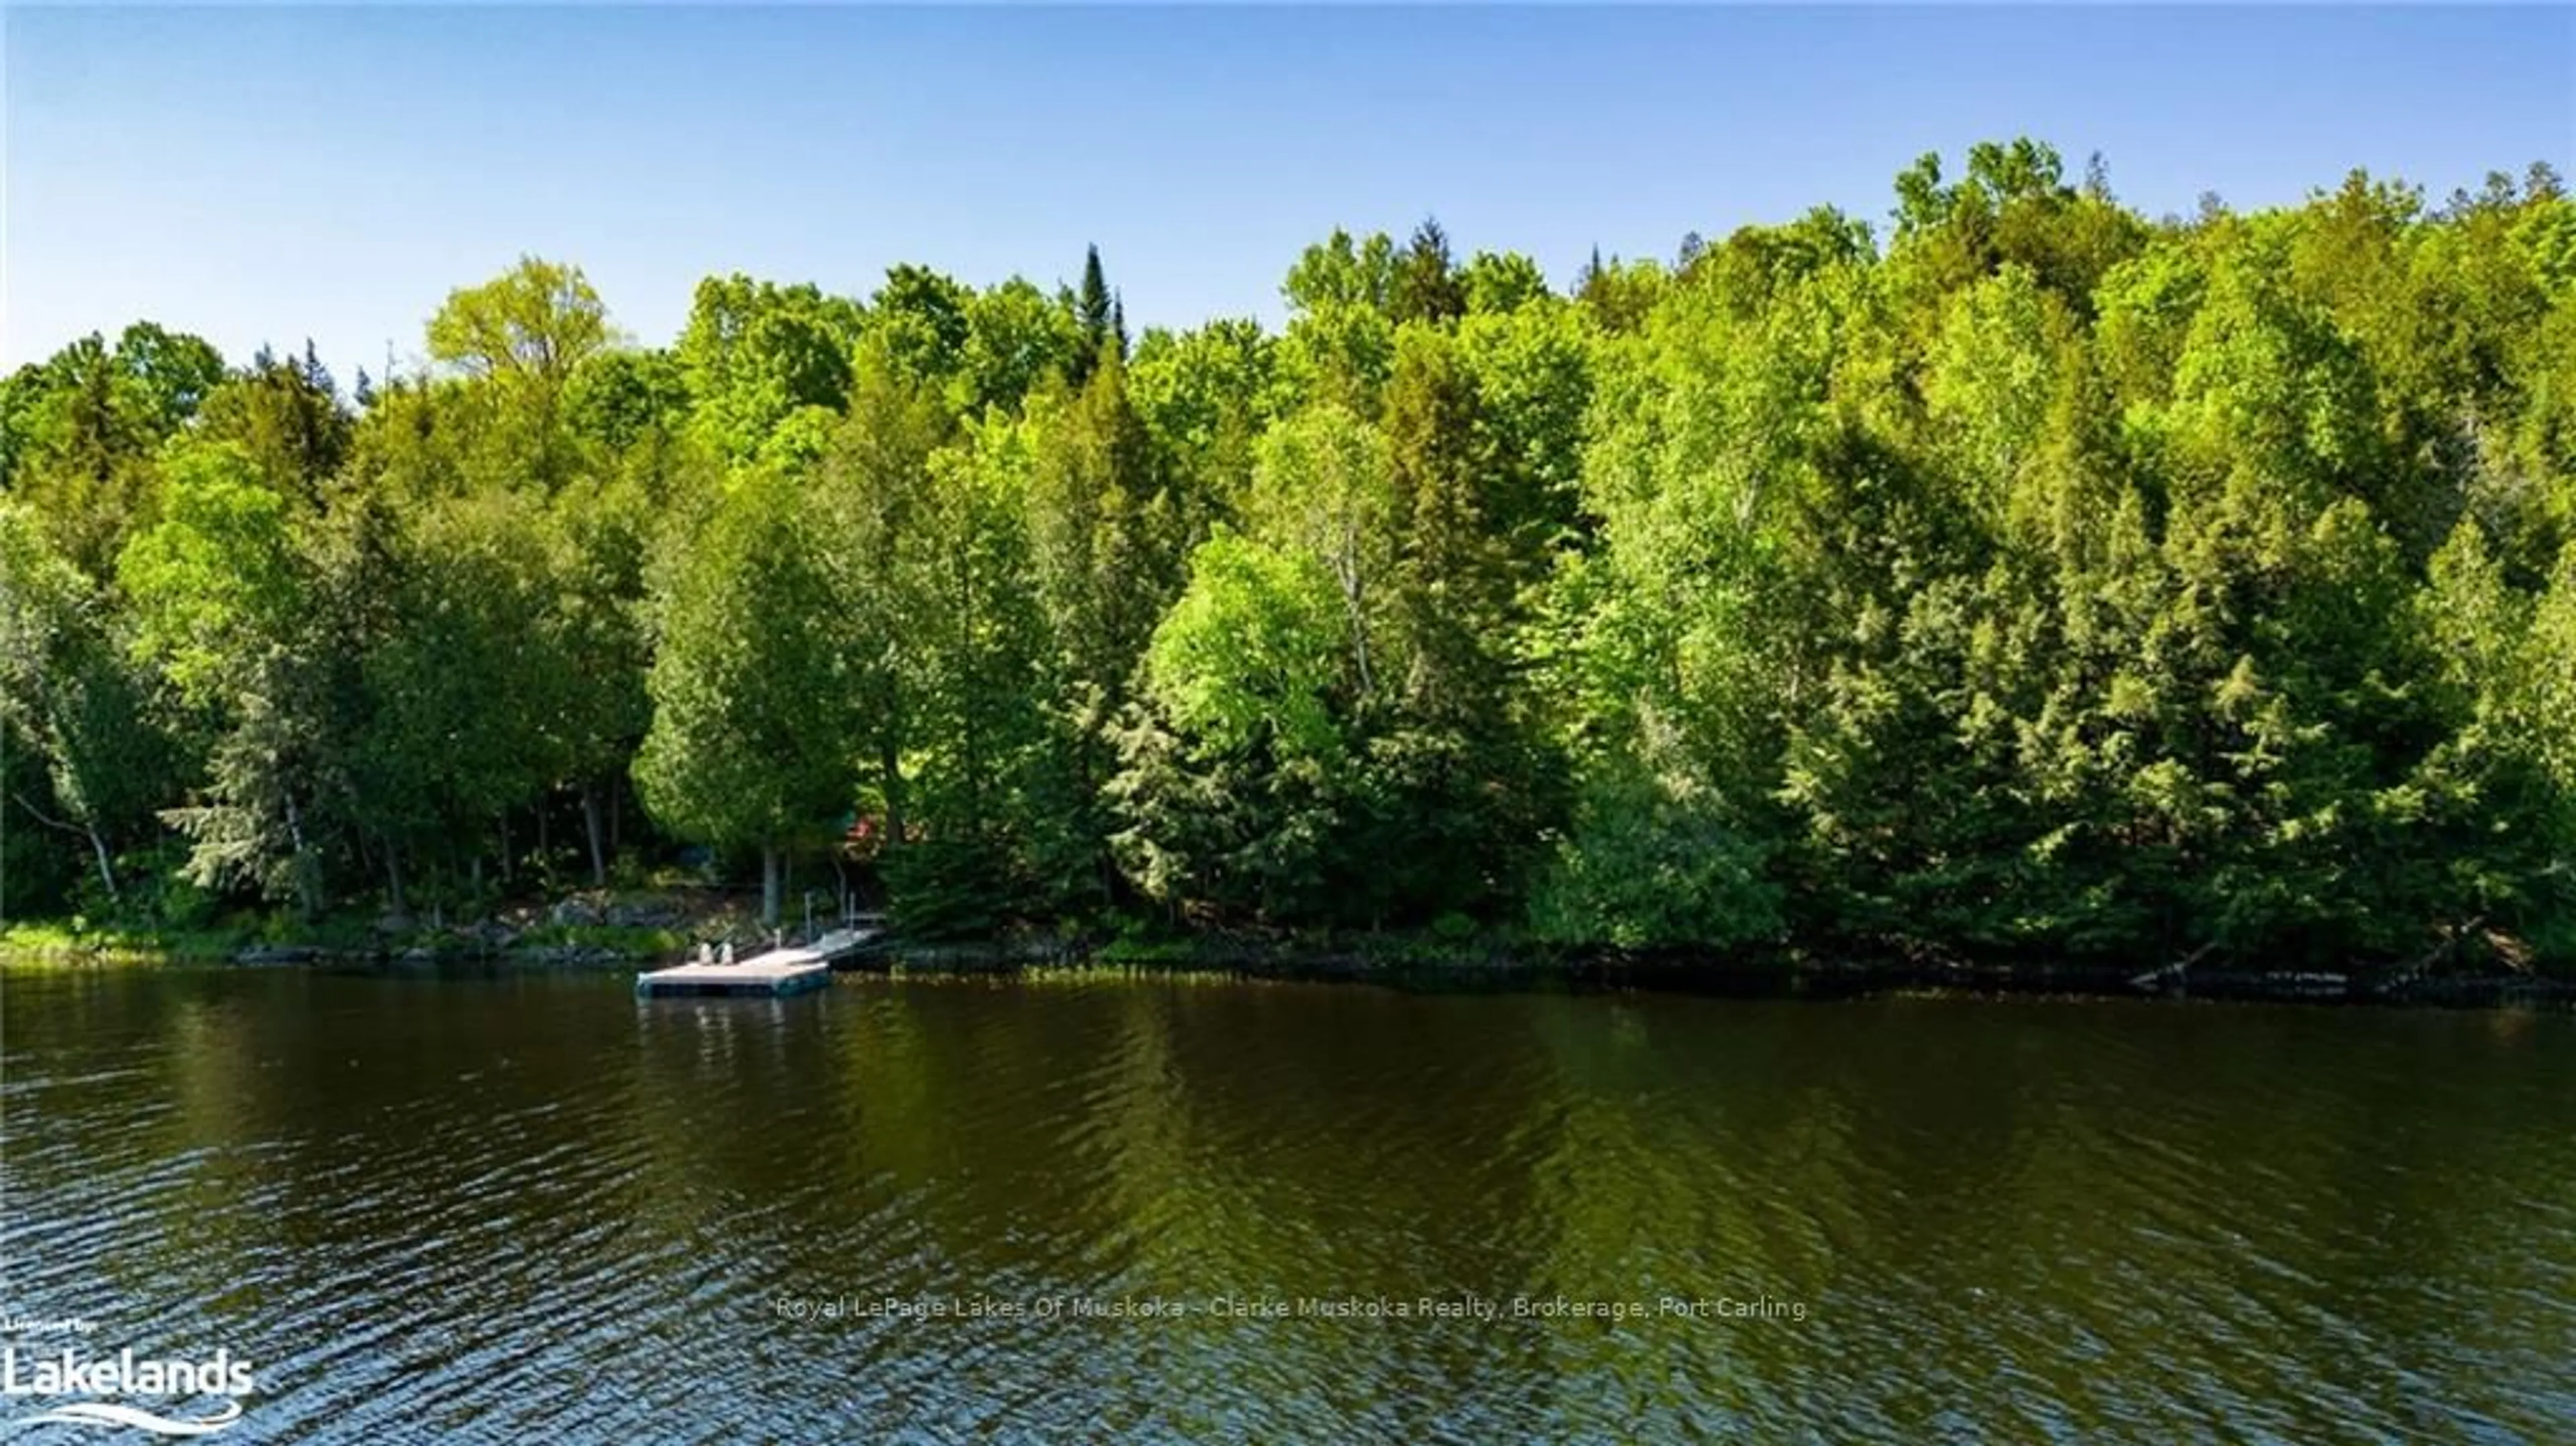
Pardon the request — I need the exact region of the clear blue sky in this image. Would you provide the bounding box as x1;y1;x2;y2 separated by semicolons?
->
6;5;2571;379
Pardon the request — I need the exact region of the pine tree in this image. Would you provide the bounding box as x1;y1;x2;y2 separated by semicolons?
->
1072;245;1115;386
1393;218;1465;324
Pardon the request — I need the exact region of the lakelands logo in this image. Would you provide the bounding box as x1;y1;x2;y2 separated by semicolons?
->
2;1345;256;1437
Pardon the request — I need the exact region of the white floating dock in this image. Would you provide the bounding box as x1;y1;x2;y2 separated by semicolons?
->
635;927;880;998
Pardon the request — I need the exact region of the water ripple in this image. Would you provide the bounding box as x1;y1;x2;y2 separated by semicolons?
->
5;972;2575;1442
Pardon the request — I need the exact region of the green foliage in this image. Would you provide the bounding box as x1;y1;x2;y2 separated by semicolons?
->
1575;253;1666;334
1392;219;1466;325
634;463;855;864
1069;245;1126;388
0;502;174;905
1283;229;1398;315
1145;531;1346;763
1462;251;1553;317
872;264;975;394
675;274;866;463
1130;318;1276;518
566;348;691;452
117;442;335;913
195;345;355;509
963;278;1083;416
1;325;228;577
1530;763;1783;950
428;257;612;384
117;443;305;706
1025;345;1189;724
9;138;2574;975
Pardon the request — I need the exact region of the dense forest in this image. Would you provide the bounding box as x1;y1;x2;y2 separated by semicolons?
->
4;142;2573;970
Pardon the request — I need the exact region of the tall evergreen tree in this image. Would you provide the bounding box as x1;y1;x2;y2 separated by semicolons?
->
634;463;856;926
1072;244;1116;386
1393;217;1466;325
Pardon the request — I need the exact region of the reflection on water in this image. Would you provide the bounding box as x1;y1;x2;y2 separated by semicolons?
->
5;965;2575;1442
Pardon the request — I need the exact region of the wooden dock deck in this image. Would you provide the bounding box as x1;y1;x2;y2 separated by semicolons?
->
634;926;882;999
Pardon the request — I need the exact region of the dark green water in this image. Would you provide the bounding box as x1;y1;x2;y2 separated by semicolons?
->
5;964;2574;1443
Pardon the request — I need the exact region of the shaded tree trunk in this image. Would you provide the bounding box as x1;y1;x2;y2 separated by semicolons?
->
8;789;121;905
284;795;319;920
385;842;409;920
877;740;907;854
85;827;118;905
761;842;783;927
581;781;608;887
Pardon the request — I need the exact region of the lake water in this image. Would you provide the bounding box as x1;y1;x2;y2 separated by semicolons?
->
5;964;2575;1442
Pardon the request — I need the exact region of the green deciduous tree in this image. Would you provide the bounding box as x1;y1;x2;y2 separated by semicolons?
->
0;502;172;903
118;442;335;916
428;256;614;386
676;274;866;463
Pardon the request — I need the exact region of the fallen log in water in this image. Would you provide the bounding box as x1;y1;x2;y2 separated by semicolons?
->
2130;942;2217;995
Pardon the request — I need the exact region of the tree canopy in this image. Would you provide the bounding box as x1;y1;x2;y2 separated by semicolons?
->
5;149;2571;969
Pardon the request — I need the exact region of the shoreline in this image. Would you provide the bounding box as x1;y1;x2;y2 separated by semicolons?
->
860;946;2576;1009
6;919;2571;1009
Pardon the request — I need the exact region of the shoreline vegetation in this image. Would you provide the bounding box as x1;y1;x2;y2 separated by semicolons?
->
6;140;2575;987
4;886;2569;1009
